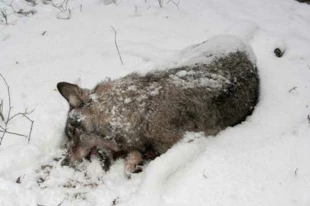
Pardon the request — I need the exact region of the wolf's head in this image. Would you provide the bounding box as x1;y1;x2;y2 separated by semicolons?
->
57;82;119;166
57;82;92;141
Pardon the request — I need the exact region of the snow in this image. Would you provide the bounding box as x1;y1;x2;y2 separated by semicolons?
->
175;35;257;67
0;0;310;206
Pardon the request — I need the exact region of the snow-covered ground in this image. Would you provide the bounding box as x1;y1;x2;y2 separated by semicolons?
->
0;0;310;205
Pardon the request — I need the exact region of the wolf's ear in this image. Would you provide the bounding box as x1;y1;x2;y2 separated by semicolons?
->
57;82;89;108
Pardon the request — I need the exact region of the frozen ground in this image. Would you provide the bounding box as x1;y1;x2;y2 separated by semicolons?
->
0;0;310;205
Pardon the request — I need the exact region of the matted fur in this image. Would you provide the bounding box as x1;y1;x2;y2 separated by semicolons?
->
58;50;259;174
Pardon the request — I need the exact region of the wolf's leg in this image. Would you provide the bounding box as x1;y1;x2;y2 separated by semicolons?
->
125;150;144;177
61;143;91;167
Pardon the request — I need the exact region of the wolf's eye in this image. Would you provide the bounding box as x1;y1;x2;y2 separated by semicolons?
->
66;121;85;139
65;124;75;138
70;118;83;127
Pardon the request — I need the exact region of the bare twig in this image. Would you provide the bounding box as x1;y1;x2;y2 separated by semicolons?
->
0;100;4;121
157;0;163;8
0;73;34;145
288;86;297;93
0;131;5;144
9;1;18;13
57;199;65;206
294;168;298;176
8;109;34;122
0;10;8;25
45;0;71;20
0;73;11;124
56;9;71;20
1;0;35;25
167;0;180;9
48;0;69;12
27;119;34;143
111;26;123;65
0;129;27;138
202;170;207;179
307;114;310;124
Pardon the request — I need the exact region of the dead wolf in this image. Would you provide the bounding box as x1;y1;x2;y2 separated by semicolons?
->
57;36;259;175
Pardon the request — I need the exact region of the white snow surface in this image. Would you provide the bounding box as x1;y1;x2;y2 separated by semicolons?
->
0;0;310;206
175;35;257;67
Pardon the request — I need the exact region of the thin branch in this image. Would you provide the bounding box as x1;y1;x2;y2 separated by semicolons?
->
23;109;35;119
57;199;65;206
167;0;180;9
0;10;8;25
9;1;18;13
0;73;34;145
56;9;71;20
0;100;4;121
27;120;34;143
111;26;123;65
8;109;34;123
47;0;69;12
0;131;5;144
46;0;71;20
0;73;12;124
55;0;68;12
288;86;297;93
157;0;163;8
0;129;27;138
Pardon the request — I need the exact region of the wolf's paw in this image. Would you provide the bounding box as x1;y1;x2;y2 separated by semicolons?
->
125;162;143;178
125;150;144;178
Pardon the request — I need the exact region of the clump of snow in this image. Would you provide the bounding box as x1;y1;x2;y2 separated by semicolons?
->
124;98;132;104
175;35;257;67
175;70;187;77
227;20;259;42
135;35;257;76
168;71;230;90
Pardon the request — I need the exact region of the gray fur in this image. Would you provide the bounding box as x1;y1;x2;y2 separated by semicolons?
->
58;49;259;172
